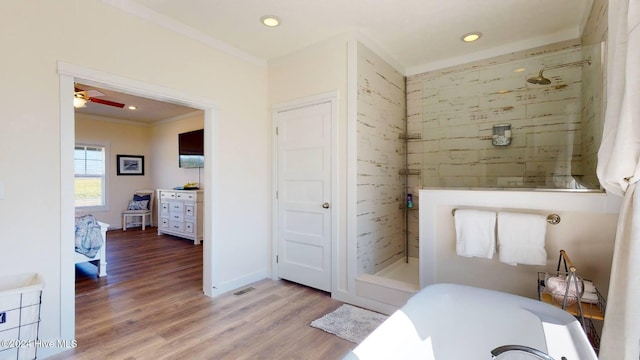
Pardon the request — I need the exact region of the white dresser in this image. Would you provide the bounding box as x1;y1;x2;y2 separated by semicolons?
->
157;189;203;244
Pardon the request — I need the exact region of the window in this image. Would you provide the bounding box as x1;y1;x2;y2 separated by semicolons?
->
75;145;106;208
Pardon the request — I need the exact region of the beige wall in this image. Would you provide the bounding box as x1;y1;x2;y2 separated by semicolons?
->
0;1;268;357
74;115;154;227
150;113;205;192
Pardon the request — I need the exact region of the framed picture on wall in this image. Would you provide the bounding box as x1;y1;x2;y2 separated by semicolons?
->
117;155;145;176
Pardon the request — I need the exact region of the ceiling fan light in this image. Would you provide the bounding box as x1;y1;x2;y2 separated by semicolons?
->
74;97;88;108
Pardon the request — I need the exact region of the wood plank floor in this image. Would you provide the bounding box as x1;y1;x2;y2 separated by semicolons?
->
49;228;355;360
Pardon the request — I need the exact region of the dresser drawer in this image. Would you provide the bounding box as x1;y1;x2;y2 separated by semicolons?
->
169;221;184;232
184;222;194;234
185;204;195;217
170;212;184;222
161;202;170;214
169;202;184;213
176;192;197;201
160;191;176;200
160;217;170;228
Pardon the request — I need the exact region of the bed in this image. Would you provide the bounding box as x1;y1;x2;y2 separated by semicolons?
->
74;217;109;277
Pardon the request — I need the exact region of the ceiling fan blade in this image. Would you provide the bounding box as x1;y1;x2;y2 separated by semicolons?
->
89;97;125;108
85;89;105;97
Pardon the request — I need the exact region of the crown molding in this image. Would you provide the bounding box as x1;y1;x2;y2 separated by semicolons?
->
102;0;267;68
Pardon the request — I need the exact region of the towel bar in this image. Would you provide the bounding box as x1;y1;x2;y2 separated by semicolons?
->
451;208;561;225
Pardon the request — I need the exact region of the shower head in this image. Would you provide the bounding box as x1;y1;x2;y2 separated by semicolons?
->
526;59;591;85
527;69;551;85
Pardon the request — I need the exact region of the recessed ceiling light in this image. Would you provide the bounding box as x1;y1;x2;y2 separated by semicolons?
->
261;15;280;27
513;67;527;73
128;106;137;110
461;32;482;42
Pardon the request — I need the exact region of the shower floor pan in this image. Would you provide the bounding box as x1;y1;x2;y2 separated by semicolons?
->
356;257;419;307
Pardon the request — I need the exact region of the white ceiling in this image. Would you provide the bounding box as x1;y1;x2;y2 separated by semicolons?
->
129;0;593;71
74;84;199;123
83;0;593;123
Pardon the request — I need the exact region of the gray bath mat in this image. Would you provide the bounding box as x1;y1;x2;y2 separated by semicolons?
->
310;304;388;344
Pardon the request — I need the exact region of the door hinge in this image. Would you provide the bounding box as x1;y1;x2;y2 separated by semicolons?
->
276;190;278;199
276;255;279;263
275;126;279;135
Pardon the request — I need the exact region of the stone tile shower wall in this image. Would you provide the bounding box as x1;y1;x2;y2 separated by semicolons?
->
580;0;608;189
356;42;407;275
407;41;601;189
579;43;604;188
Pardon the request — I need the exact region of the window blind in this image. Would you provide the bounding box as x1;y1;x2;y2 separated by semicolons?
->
75;145;105;207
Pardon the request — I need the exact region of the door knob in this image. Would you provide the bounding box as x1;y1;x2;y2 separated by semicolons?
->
322;202;330;209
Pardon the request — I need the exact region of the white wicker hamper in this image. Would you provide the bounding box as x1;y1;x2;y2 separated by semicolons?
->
0;274;43;360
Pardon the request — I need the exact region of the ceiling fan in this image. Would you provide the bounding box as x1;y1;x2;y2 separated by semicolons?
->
74;87;125;108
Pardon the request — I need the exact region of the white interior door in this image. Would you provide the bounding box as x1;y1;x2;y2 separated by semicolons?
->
276;100;332;292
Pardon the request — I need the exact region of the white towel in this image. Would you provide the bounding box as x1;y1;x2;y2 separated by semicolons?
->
583;280;596;294
581;291;599;304
545;275;584;306
454;209;496;259
497;212;548;266
546;275;584;295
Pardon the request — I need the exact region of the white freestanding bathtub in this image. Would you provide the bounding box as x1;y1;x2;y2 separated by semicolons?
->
345;283;597;359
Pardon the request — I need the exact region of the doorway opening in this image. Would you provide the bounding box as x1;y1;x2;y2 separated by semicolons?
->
59;62;217;343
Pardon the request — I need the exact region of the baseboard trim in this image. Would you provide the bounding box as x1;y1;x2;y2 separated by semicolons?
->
211;270;270;297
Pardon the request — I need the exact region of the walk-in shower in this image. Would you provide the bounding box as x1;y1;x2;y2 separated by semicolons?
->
354;40;603;309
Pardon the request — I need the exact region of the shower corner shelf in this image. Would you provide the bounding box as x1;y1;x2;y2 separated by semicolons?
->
399;169;421;175
398;133;422;140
